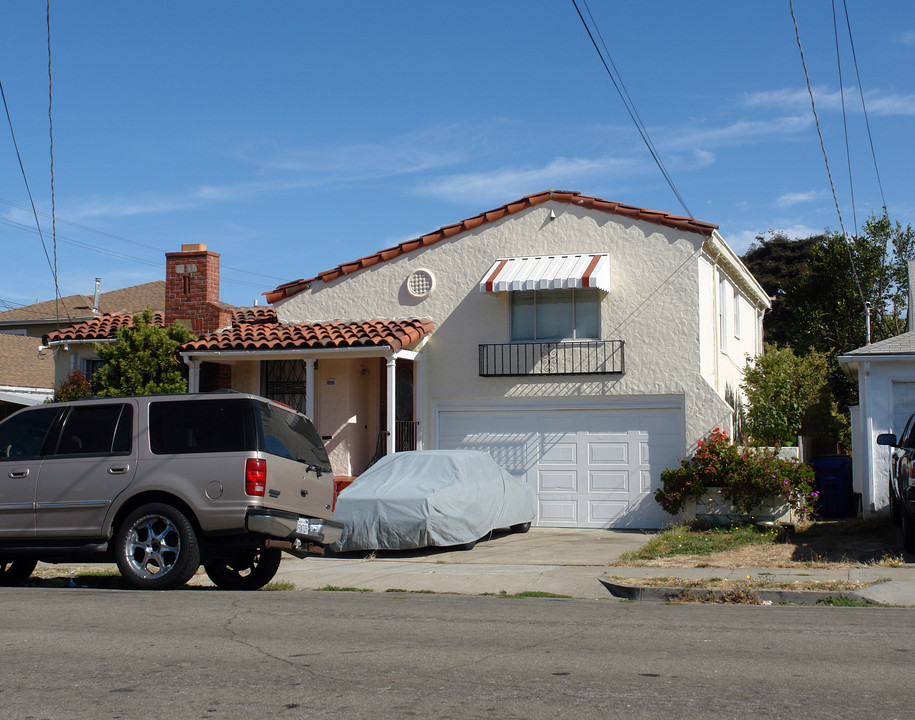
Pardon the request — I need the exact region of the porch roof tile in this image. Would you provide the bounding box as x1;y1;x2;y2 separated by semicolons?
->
180;318;435;354
42;311;165;345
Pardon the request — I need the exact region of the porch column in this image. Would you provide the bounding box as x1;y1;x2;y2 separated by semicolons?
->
386;356;396;455
187;359;201;393
304;358;316;420
413;353;423;450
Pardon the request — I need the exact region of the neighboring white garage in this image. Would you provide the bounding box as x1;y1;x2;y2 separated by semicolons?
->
436;398;684;529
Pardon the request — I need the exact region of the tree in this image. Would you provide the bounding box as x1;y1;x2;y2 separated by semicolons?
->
784;211;915;414
93;310;193;396
740;344;833;447
741;231;820;347
740;211;915;447
51;369;92;402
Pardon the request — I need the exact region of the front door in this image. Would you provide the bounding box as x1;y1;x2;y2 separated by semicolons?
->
0;406;64;537
35;403;137;538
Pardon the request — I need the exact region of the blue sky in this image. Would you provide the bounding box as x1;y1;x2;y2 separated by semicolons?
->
1;2;913;309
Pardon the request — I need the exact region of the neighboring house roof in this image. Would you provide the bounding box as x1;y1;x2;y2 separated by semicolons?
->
0;334;54;389
180;318;435;354
841;331;915;357
42;311;166;345
265;190;719;303
0;281;165;327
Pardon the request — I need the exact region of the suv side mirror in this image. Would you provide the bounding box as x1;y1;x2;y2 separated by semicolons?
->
877;433;898;447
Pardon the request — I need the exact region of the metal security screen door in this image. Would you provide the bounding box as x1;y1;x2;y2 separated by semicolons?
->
263;360;307;415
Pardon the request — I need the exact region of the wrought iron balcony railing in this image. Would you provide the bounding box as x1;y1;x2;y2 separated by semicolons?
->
478;340;624;377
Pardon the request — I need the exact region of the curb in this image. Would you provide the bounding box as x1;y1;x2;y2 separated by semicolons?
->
599;578;870;605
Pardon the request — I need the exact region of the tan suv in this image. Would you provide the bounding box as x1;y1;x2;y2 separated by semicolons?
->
0;392;341;590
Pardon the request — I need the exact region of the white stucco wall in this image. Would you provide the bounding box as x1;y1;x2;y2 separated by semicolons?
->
849;357;915;514
276;201;755;456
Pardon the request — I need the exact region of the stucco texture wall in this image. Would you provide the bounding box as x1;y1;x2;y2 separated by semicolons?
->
277;202;738;455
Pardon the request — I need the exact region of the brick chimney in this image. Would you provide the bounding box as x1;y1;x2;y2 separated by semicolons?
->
165;244;228;334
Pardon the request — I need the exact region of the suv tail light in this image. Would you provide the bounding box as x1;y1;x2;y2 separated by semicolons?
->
245;458;267;497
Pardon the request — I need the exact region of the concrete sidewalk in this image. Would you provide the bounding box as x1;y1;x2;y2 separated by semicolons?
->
272;527;915;605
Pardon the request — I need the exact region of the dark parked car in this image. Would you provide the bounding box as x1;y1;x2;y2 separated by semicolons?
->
877;414;915;552
0;392;341;590
331;449;537;552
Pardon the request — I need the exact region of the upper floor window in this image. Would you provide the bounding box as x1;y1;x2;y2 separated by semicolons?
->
510;288;600;342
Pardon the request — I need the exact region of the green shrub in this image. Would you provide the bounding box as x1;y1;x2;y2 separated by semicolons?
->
654;428;817;517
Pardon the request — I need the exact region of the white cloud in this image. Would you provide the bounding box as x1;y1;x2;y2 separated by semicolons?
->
665;116;812;150
743;86;915;116
414;156;642;205
776;190;822;207
237;126;467;178
898;30;915;46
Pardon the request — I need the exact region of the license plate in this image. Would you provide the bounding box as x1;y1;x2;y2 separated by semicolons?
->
296;518;322;535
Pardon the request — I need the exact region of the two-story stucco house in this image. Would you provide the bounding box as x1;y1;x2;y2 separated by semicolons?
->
179;191;770;529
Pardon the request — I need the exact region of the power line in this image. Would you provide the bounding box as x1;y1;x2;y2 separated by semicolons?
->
48;0;61;324
0;198;287;283
0;78;63;315
832;0;857;233
570;0;693;219
841;0;886;209
789;0;866;312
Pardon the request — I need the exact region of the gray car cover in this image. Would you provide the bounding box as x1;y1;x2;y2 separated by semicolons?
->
331;449;537;551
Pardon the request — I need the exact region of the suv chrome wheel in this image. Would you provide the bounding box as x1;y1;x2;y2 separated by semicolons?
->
115;503;200;590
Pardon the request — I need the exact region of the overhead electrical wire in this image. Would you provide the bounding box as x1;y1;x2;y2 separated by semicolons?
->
0;77;64;317
570;0;694;219
0;198;287;284
840;0;886;209
789;0;866;310
832;0;858;234
48;0;61;325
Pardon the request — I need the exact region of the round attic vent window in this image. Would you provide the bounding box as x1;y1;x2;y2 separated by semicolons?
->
407;268;436;298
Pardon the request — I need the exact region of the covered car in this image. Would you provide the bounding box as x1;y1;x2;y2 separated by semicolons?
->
331;449;537;552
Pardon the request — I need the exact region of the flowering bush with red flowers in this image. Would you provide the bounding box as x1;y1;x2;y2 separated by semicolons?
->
655;428;817;518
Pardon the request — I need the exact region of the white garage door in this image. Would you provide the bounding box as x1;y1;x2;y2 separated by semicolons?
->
437;404;683;529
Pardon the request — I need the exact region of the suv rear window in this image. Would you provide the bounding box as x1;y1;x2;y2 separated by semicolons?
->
149;398;257;455
257;400;330;469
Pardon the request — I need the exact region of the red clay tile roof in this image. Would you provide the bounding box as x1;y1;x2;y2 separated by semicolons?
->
230;306;278;324
42;312;166;345
42;306;274;346
180;318;435;354
265;190;718;303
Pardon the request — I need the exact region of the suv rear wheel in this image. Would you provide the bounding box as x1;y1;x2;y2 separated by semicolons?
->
0;558;37;587
203;547;282;590
115;503;201;590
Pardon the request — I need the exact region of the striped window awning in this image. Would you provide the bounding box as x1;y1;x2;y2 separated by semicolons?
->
479;253;610;293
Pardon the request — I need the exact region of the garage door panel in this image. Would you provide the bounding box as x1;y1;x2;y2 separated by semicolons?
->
539;499;578;524
590;470;628;492
589;500;629;522
588;441;628;464
540;440;576;464
641;469;652;493
538;470;577;492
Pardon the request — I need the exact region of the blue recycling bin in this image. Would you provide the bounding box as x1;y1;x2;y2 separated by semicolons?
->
811;455;854;518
